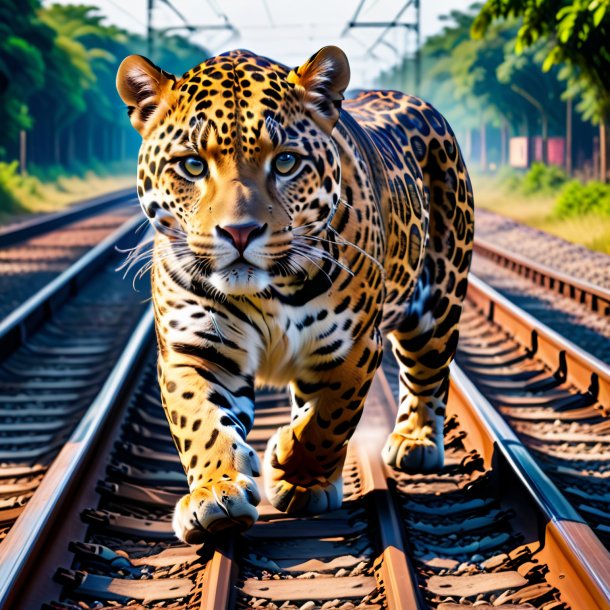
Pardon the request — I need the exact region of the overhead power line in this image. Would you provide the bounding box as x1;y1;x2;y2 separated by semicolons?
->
342;0;422;93
365;0;415;54
341;0;367;37
158;0;190;27
146;0;239;59
261;0;275;27
104;0;147;29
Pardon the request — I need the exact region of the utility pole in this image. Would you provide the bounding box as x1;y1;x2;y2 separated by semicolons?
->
512;84;548;165
414;0;421;94
566;96;572;175
343;1;420;94
147;0;154;60
19;131;26;176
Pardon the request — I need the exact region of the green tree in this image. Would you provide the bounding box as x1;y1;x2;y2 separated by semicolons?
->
0;2;210;173
376;7;566;169
0;0;50;155
473;0;610;180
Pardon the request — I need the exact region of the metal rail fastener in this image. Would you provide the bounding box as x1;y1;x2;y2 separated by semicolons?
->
0;307;155;610
449;363;610;610
467;273;610;408
0;213;144;355
474;237;610;316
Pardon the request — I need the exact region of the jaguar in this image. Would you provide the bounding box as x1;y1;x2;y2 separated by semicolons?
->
116;46;474;543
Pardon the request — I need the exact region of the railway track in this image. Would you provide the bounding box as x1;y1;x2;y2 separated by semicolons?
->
0;210;149;544
0;188;136;246
0;188;139;320
456;273;610;551
473;238;610;319
0;202;608;607
472;238;610;365
0;305;605;608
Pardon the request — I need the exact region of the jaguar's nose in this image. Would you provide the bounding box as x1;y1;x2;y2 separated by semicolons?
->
216;222;267;255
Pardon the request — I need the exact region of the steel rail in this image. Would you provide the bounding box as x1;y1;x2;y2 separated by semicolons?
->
448;363;610;610
0;213;144;355
467;272;610;408
198;377;425;610
0;306;155;610
354;380;426;610
474;236;610;316
375;338;610;609
199;539;237;610
0;187;136;247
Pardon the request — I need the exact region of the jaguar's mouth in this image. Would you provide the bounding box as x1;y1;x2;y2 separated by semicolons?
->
208;260;271;296
217;256;260;273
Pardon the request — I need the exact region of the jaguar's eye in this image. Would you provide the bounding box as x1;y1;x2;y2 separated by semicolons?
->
181;157;207;178
272;152;300;176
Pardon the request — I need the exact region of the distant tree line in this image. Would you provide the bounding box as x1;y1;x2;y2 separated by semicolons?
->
0;1;209;177
376;1;610;181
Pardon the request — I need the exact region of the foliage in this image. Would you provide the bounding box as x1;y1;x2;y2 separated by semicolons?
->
0;162;35;213
491;162;569;194
521;162;569;194
0;159;136;220
554;179;610;216
472;0;610;124
375;7;566;142
0;0;51;147
0;1;209;172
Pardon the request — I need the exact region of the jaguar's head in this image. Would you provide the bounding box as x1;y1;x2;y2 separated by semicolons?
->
117;47;350;296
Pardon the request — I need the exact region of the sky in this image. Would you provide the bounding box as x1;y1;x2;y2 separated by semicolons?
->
44;0;469;88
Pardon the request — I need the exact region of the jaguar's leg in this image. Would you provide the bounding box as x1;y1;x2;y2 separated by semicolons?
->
383;265;456;472
383;103;474;473
158;346;260;544
264;331;383;514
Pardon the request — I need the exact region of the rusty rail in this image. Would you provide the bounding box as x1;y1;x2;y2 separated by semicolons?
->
0;307;154;609
0;214;144;354
467;273;610;408
474;236;610;317
203;377;425;610
2;268;608;608
0;188;136;247
449;364;610;609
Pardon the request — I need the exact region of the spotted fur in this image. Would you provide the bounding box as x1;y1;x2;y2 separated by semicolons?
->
117;46;474;543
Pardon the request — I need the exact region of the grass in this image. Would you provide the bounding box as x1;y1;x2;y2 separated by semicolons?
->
473;173;610;255
0;161;135;225
17;173;134;213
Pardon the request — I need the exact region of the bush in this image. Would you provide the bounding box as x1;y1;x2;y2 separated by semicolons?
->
521;162;568;195
492;163;569;197
495;165;523;191
554;180;610;218
0;161;45;215
0;162;24;214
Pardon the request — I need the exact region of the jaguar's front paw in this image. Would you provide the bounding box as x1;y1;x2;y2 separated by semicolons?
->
382;431;444;473
263;429;343;514
172;473;260;544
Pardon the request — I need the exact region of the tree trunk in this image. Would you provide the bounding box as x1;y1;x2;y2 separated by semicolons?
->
19;131;27;176
501;118;508;167
87;121;94;162
54;126;61;166
601;121;608;183
541;110;548;165
465;127;472;161
67;124;75;168
480;118;487;172
566;97;572;176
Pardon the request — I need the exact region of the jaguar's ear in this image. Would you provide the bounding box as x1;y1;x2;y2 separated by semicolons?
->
116;55;176;137
288;46;350;134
